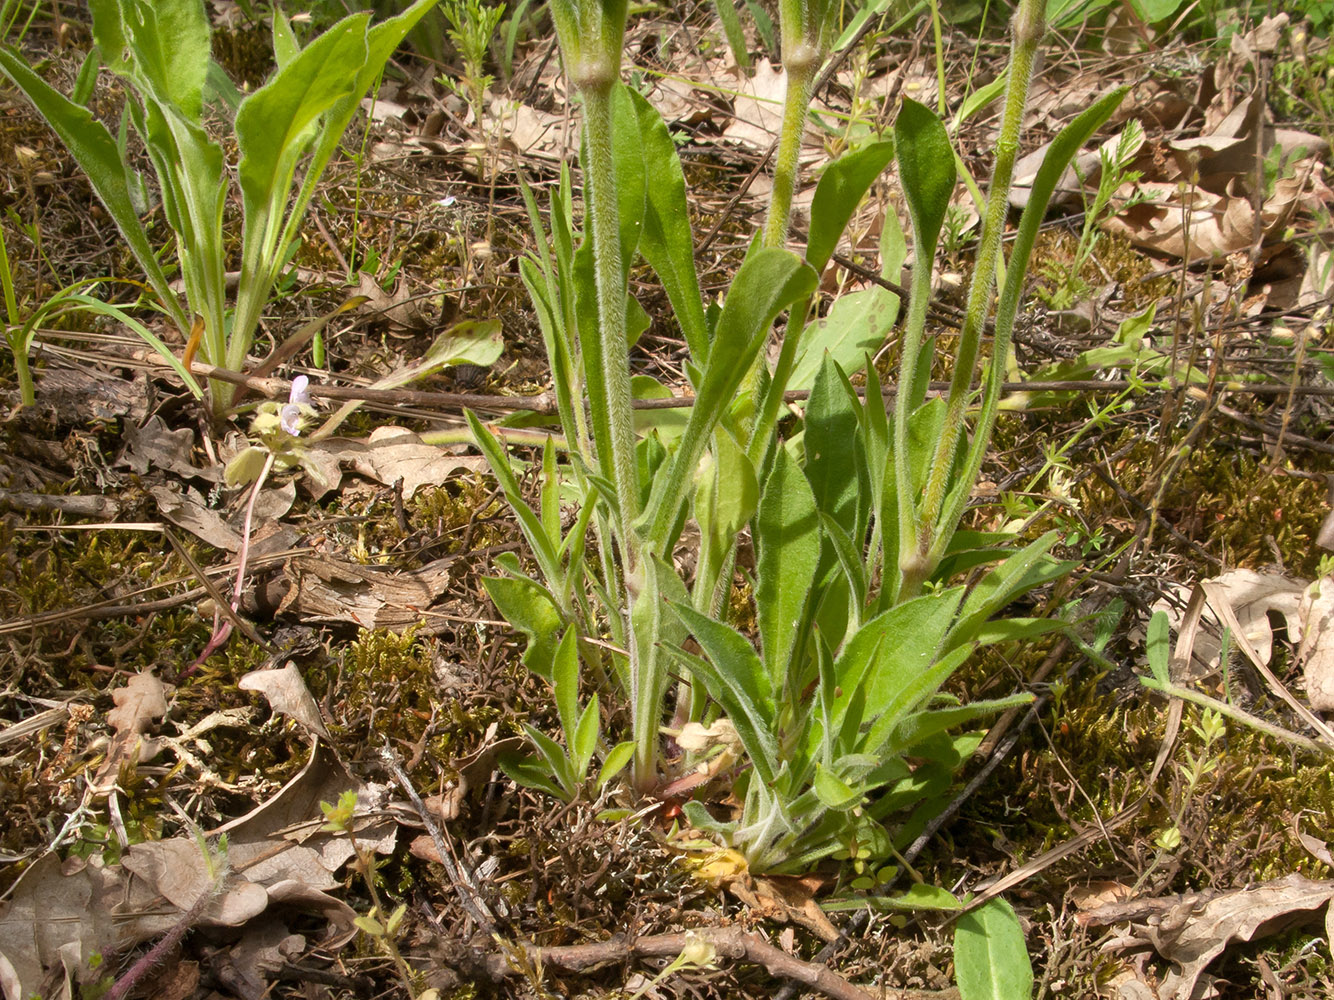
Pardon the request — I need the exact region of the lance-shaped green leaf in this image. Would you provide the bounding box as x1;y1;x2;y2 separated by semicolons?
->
467;412;563;590
628;89;708;361
755;446;819;689
947;532;1072;651
895;100;954;282
640;248;816;548
0;49;187;332
805;139;895;275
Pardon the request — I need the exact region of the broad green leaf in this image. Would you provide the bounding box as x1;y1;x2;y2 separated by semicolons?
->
631;375;689;444
755;447;819;687
790;287;899;391
695;427;758;600
423;318;505;368
805;139;895;274
955;898;1034;1000
894;99;955;269
93;0;210;120
0;48;186;331
551;626;580;741
835;591;962;715
861;643;974;756
629;88;708;361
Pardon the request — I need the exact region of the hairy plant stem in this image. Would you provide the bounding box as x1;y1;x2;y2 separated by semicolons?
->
550;0;659;789
761;51;817;250
900;0;1045;598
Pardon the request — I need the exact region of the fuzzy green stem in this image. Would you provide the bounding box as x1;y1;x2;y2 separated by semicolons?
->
762;48;819;249
906;0;1044;595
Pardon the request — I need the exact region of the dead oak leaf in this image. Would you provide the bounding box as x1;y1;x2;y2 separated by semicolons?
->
95;672;168;789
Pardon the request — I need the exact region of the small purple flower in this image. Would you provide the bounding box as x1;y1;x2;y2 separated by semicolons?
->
280;375;310;435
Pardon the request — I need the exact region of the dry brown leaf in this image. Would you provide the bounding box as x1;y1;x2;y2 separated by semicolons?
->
273;551;454;631
1154;569;1305;675
1080;873;1334;1000
121;415;217;481
121;840;268;927
238;662;331;740
495;98;564;156
724;61;787;150
304;427;484;499
149;484;242;551
1297;578;1334;710
353;271;432;329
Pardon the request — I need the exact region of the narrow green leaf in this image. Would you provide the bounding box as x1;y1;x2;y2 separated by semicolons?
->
955;898;1034;1000
523;722;577;794
643;248;816;547
1146;610;1171;684
665;603;779;785
572;695;599;776
551;626;579;741
610;83;646;280
885;693;1034;757
467;411;562;587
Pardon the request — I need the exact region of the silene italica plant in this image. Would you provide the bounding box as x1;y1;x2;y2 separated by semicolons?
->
466;0;1132;975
